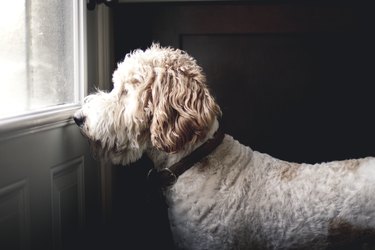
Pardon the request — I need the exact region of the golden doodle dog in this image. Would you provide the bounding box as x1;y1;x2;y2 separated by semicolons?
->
74;44;375;249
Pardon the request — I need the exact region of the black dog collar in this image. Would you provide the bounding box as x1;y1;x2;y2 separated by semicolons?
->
147;130;225;188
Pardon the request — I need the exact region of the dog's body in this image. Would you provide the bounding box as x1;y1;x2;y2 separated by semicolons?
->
167;133;375;249
74;44;375;249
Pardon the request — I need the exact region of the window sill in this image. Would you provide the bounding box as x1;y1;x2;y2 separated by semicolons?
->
0;104;81;141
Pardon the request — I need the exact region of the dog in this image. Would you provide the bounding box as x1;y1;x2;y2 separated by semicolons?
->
74;44;375;249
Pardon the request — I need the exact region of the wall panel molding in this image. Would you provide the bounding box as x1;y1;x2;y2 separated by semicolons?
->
51;156;85;249
0;179;30;250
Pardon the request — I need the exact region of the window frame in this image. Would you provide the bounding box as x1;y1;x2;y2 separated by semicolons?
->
0;0;87;138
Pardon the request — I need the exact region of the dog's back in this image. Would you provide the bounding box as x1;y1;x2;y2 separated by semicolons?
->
165;135;375;249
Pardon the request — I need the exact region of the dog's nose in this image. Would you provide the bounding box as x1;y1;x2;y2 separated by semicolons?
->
73;114;86;127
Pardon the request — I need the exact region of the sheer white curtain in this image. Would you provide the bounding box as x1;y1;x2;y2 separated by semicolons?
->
0;0;77;118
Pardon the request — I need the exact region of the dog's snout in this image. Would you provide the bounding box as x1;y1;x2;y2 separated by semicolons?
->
73;114;86;127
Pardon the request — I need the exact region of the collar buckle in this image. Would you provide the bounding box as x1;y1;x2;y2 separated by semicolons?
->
147;168;177;187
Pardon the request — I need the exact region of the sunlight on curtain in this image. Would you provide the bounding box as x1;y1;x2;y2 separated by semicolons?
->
0;0;76;119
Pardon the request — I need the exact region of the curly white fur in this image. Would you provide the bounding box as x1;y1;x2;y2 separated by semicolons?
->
74;44;375;249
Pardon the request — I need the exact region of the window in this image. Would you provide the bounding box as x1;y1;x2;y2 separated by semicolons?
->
0;0;85;122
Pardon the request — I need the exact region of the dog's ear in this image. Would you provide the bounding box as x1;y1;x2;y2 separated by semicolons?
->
150;66;221;153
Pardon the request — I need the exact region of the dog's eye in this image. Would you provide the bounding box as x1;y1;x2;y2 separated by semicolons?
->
122;89;128;96
130;76;141;84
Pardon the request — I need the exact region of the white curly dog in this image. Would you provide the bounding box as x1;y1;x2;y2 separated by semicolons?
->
74;44;375;249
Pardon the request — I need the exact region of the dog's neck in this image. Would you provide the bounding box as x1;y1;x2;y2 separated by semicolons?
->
146;119;219;170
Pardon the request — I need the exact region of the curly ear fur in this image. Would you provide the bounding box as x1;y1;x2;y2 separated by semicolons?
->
149;48;221;153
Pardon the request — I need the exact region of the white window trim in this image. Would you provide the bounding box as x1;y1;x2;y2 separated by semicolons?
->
0;0;87;139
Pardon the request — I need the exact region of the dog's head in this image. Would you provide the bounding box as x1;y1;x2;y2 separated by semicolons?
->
74;44;221;165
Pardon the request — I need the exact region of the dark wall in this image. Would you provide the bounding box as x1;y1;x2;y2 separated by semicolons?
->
113;2;375;163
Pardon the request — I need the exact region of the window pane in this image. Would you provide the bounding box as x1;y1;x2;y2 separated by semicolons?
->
0;0;76;119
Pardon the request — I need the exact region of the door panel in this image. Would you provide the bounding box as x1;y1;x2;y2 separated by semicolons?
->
0;2;104;249
0;179;30;250
0;123;97;250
